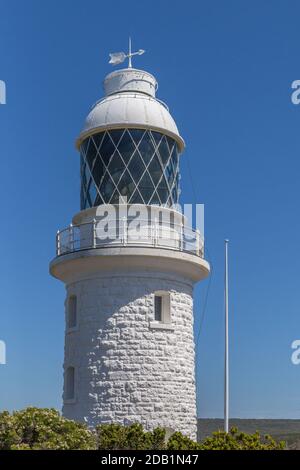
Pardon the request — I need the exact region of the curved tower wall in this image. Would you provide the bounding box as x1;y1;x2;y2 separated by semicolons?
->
63;270;196;438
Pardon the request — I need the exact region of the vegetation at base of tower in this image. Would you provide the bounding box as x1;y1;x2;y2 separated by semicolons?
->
96;423;166;450
167;427;286;450
0;407;286;450
0;408;96;450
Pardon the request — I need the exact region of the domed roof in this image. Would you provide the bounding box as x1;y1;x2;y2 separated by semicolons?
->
76;68;185;151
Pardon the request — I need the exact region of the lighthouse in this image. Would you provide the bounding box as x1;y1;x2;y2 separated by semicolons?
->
50;45;210;439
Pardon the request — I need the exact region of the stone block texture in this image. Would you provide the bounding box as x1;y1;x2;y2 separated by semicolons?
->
63;271;197;439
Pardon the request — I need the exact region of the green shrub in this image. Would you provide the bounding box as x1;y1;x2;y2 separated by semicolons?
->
0;408;96;450
0;411;19;450
198;427;286;450
0;408;286;450
167;431;201;450
96;423;128;450
96;422;166;450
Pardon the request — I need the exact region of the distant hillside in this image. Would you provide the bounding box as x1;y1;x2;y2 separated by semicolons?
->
198;419;300;447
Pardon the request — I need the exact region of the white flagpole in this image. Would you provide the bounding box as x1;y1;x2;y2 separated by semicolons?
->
224;239;229;433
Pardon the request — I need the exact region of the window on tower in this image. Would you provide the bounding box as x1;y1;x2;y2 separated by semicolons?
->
65;366;75;401
154;295;162;321
67;295;77;330
154;292;171;323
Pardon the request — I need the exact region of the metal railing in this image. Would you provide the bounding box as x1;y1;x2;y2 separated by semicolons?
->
56;218;204;258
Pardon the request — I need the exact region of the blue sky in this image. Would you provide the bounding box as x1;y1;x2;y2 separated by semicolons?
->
1;0;300;419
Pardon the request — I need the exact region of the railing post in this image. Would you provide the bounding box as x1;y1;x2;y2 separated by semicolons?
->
179;222;183;251
69;223;73;252
150;223;153;246
123;216;127;246
56;230;60;256
154;217;158;247
93;219;97;248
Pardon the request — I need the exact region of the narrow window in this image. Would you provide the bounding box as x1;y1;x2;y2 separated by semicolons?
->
65;366;75;400
154;295;163;321
154;292;171;324
68;295;77;329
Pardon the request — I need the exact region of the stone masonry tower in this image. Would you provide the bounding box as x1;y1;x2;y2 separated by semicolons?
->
50;48;210;439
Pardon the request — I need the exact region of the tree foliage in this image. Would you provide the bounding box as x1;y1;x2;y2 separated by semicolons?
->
96;422;166;450
168;427;285;450
0;408;96;450
0;408;286;450
198;427;285;450
167;431;201;450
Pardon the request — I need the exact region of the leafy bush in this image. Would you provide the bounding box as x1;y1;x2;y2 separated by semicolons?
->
96;423;166;450
0;408;96;450
198;427;286;450
167;427;285;450
0;408;286;450
167;431;201;450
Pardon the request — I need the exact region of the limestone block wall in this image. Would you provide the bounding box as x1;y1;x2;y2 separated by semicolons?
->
62;270;197;439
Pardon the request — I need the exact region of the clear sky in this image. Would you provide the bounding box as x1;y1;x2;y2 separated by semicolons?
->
1;0;300;419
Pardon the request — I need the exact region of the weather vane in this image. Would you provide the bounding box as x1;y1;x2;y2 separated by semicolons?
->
109;38;145;68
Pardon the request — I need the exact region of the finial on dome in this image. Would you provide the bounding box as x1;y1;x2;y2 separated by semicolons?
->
108;37;145;68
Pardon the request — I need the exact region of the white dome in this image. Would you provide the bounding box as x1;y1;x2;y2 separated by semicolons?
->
76;68;185;150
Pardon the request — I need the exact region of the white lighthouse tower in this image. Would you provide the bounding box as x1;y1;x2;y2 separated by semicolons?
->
50;46;210;439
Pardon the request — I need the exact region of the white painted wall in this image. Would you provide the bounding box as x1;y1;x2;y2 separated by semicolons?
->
63;270;197;439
